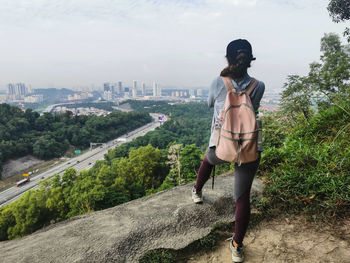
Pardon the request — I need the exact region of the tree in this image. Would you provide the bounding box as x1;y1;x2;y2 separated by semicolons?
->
328;0;350;22
6;189;50;239
280;33;350;119
113;157;146;199
0;207;15;241
43;174;69;220
260;111;289;148
32;135;67;159
328;0;350;42
66;170;106;217
110;176;130;205
309;33;350;110
179;144;202;182
281;75;313;122
166;144;183;185
128;145;164;190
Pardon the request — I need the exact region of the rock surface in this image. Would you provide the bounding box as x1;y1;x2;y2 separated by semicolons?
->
0;174;263;263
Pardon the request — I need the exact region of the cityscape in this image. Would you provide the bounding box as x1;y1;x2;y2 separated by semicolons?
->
0;81;208;102
0;81;280;115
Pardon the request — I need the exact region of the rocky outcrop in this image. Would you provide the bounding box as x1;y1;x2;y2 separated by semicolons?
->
0;173;263;263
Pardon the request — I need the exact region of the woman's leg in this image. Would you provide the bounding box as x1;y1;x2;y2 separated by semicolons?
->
234;189;252;245
194;147;226;192
233;156;260;245
194;156;213;192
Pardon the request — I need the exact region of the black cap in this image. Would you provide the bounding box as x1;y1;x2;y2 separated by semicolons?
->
226;39;256;63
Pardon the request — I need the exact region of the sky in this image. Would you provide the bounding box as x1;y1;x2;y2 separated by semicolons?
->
0;0;348;92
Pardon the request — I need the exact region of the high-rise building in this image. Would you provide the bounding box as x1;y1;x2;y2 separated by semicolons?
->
153;82;157;97
103;83;110;92
117;81;123;94
15;83;26;96
132;80;137;98
153;82;161;97
189;89;195;97
197;89;203;96
8;83;27;99
124;87;130;98
110;83;116;94
26;84;32;94
7;84;15;95
141;82;146;96
157;84;162;97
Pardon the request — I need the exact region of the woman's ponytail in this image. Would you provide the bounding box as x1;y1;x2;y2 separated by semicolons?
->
220;53;251;79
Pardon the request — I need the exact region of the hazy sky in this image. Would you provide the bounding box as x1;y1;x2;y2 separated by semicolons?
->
0;0;347;91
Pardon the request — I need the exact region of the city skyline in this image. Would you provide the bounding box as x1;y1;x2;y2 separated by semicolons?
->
0;0;347;92
0;80;206;93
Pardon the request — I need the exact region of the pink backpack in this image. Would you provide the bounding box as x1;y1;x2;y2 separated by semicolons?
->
213;77;260;165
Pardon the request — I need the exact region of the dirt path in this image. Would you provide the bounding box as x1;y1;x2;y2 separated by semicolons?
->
187;217;350;263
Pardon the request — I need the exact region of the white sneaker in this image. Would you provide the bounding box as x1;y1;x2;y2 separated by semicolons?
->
230;239;244;262
191;187;203;203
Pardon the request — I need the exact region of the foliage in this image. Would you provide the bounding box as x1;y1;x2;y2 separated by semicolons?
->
105;102;212;161
328;0;350;42
0;145;169;241
0;102;212;240
281;33;350;121
0;104;152;177
280;75;313;121
328;0;350;21
164;144;183;187
179;144;202;182
261;104;350;218
159;144;202;191
316;33;350;101
260;111;289;149
261;33;350;220
139;249;177;263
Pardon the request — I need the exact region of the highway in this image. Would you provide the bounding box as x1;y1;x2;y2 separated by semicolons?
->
0;114;161;207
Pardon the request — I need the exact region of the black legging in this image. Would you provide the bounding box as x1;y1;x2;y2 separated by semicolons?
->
194;149;260;245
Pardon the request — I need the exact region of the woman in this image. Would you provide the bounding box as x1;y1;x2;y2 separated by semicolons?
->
191;39;265;263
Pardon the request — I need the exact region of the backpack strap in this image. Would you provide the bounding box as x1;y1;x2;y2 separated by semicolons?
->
245;78;259;96
222;77;235;92
222;77;259;96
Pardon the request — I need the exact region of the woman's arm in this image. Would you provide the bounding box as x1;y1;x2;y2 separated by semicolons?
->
208;78;219;108
250;81;265;113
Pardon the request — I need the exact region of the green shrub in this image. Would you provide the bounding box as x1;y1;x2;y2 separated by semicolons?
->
139;249;177;263
261;104;350;219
